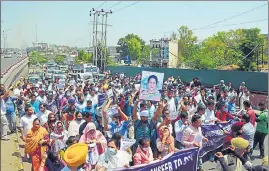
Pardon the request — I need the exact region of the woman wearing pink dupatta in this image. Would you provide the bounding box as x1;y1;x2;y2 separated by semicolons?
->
133;137;154;165
79;122;107;171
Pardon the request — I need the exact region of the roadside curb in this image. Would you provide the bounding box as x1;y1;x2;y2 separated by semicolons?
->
15;128;24;171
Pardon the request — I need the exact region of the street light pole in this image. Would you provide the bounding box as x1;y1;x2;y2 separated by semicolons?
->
2;29;11;53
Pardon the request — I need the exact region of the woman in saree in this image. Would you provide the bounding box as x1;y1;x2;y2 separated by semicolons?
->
25;118;50;171
79;122;107;171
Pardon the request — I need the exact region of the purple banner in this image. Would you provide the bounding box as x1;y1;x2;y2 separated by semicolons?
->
98;93;107;106
113;148;199;171
200;120;236;157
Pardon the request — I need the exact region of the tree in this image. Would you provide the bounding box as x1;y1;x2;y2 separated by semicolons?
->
177;26;198;62
55;55;65;64
201;31;242;67
117;34;145;61
29;51;48;65
237;28;265;71
75;50;92;64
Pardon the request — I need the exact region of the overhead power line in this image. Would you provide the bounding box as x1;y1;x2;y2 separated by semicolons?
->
105;1;122;10
194;18;268;31
96;1;107;9
152;18;268;35
113;1;140;13
193;2;268;30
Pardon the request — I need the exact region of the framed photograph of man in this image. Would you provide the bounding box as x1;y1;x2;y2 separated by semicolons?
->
139;71;164;101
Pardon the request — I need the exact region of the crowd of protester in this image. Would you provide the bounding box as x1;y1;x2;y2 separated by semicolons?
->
0;71;268;171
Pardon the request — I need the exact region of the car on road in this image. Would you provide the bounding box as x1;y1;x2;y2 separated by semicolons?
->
46;70;54;79
59;65;69;73
4;54;12;58
28;74;42;85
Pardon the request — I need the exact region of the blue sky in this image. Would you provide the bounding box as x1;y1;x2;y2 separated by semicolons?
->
1;1;268;48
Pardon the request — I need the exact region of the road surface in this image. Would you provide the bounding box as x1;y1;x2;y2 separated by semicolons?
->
1;54;22;72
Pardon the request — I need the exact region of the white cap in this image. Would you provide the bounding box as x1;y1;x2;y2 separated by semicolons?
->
140;110;149;117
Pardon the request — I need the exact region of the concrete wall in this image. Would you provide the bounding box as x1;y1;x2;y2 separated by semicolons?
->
107;66;268;93
1;57;29;89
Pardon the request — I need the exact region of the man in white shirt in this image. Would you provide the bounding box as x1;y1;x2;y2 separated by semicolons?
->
20;106;37;141
14;83;22;97
202;100;219;125
182;114;208;171
174;112;189;149
1;90;9;140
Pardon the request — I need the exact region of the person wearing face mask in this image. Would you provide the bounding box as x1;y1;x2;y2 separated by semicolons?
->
215;102;234;123
47;113;57;133
79;122;107;170
60;90;73;111
133;137;154;165
37;103;52;127
132;100;164;159
37;90;48;104
104;105;130;139
50;121;68;153
95;139;131;170
75;96;86;113
67;112;85;138
46;91;58;114
79;112;94;136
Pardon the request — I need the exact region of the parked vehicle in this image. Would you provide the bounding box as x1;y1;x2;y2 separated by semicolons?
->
28;74;42;84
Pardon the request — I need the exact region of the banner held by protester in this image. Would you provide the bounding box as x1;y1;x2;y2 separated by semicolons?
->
113;147;199;171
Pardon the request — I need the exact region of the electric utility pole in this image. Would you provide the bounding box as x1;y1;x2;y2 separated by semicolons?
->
3;29;11;53
90;8;112;71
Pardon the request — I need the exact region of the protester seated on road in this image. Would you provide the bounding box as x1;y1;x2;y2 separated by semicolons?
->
157;125;175;159
133;137;154;165
95;138;131;170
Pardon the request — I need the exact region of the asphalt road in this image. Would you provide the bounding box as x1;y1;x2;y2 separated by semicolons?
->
1;54;22;72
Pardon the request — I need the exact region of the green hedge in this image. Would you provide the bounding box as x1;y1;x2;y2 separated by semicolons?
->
107;66;268;93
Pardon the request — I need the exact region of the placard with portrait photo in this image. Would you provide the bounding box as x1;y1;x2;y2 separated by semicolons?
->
139;71;164;101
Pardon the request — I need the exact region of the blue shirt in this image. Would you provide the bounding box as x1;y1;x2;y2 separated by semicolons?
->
76;102;86;113
5;97;16;115
108;120;130;138
61;166;83;171
82;104;98;120
228;102;236;114
124;100;132;117
30;100;41;114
